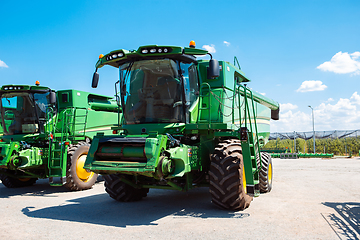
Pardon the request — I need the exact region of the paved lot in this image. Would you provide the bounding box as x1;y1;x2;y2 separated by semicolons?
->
1;157;359;240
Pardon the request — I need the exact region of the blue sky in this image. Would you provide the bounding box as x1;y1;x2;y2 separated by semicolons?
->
1;0;360;133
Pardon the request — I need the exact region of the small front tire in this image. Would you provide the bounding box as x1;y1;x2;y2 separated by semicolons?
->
64;142;98;191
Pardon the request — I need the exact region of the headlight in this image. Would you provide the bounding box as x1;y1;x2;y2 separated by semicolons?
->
140;47;172;54
106;51;124;61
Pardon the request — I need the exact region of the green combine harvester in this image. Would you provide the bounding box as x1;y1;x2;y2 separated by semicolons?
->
0;82;119;190
85;41;280;210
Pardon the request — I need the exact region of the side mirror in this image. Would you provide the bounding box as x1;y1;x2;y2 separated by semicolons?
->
92;72;99;88
208;59;220;79
49;91;56;105
271;108;280;120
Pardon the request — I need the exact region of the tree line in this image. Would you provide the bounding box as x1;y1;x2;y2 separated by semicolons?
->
263;137;360;156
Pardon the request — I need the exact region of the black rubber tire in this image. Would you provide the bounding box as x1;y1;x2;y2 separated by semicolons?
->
209;139;253;211
64;142;98;191
104;174;149;202
0;170;37;188
259;152;273;193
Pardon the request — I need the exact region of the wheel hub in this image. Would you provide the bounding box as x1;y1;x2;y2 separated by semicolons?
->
76;155;94;182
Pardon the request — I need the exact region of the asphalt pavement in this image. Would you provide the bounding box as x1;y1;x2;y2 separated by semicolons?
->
0;157;359;240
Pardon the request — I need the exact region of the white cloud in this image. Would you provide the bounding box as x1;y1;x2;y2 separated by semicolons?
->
296;80;327;92
223;41;230;47
350;91;360;105
271;110;310;132
202;44;216;54
271;92;360;132
0;59;8;68
317;51;360;75
280;103;298;112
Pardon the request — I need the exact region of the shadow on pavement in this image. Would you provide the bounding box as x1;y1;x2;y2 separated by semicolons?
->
322;202;360;239
0;175;104;199
0;179;69;198
21;188;250;228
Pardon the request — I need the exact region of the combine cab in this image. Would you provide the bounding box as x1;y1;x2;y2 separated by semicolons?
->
85;41;279;210
0;83;119;190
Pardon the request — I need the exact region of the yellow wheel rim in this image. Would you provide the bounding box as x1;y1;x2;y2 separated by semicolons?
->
268;162;273;184
242;167;247;194
18;178;31;182
76;154;94;182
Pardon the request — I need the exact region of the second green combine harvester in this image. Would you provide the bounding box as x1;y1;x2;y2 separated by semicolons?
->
0;82;119;190
85;41;280;210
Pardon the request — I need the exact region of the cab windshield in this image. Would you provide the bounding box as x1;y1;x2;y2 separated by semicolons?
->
0;91;51;135
120;59;198;124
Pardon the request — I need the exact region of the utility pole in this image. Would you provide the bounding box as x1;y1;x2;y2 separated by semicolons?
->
308;106;316;154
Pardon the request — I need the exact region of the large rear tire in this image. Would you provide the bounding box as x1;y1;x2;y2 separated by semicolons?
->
64;142;98;191
209;139;253;211
0;170;37;188
104;174;149;202
259;152;273;193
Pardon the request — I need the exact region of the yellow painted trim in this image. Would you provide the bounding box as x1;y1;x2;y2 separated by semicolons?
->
77;126;113;134
233;119;270;125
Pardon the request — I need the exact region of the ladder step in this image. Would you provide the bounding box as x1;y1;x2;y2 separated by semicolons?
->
50;167;62;170
50;160;61;163
49;183;63;186
49;177;66;186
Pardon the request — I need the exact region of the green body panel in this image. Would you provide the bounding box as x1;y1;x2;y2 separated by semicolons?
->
85;133;193;177
0;117;3;136
85;44;279;194
0;85;119;182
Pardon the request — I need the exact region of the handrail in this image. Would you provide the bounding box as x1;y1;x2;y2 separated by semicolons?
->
234;56;241;70
237;84;262;173
249;89;261;173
